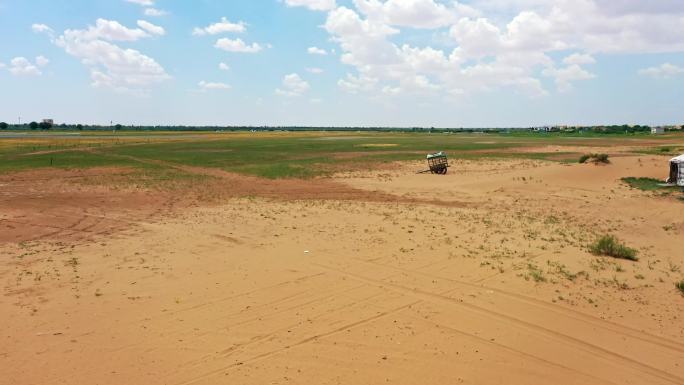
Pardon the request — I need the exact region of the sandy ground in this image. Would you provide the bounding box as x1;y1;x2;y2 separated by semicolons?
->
1;154;684;385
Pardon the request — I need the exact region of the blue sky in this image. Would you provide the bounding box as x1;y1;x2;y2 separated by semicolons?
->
1;0;683;127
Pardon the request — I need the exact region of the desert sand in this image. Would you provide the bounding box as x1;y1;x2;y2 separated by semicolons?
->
1;154;683;385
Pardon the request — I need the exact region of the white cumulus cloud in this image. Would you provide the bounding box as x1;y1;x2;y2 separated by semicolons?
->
193;17;246;36
125;0;154;6
66;18;149;41
306;67;324;74
543;64;595;92
307;46;328;55
35;55;50;67
31;23;54;35
50;19;170;92
144;8;168;17
638;63;684;79
7;57;44;76
215;38;263;53
137;20;165;36
294;0;684;99
284;0;336;11
219;62;230;71
276;73;310;96
338;73;378;94
355;0;479;29
563;53;596;66
198;81;231;90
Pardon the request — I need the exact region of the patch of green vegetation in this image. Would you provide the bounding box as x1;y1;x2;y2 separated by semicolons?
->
125;166;211;189
236;160;325;179
95;134;535;178
632;146;683;156
2;132;683;183
621;177;671;191
0;149;142;173
622;178;684;200
589;235;638;261
1;132;603;178
579;153;610;164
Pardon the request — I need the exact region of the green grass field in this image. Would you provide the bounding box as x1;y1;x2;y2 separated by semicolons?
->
1;131;683;179
621;177;667;191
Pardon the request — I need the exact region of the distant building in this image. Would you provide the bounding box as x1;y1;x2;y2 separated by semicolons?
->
42;119;54;125
651;126;665;134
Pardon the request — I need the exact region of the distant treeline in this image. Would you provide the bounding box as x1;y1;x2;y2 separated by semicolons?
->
0;121;681;134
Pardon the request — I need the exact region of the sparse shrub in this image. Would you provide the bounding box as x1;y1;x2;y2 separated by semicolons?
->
579;153;610;164
589;235;638;261
526;263;546;282
676;281;684;295
612;276;629;290
547;260;577;281
544;215;559;224
594;153;609;163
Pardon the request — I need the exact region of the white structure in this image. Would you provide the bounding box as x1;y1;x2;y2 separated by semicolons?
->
651;126;665;134
668;155;684;186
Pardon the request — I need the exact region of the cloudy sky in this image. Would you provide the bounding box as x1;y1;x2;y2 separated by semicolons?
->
1;0;683;127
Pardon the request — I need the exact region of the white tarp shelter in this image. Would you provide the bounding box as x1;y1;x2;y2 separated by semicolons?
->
668;155;684;186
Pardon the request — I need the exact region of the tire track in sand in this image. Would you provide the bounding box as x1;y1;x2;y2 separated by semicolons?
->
313;262;684;385
175;300;420;385
360;258;684;354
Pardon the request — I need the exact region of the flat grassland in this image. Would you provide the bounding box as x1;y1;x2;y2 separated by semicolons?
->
1;131;684;385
